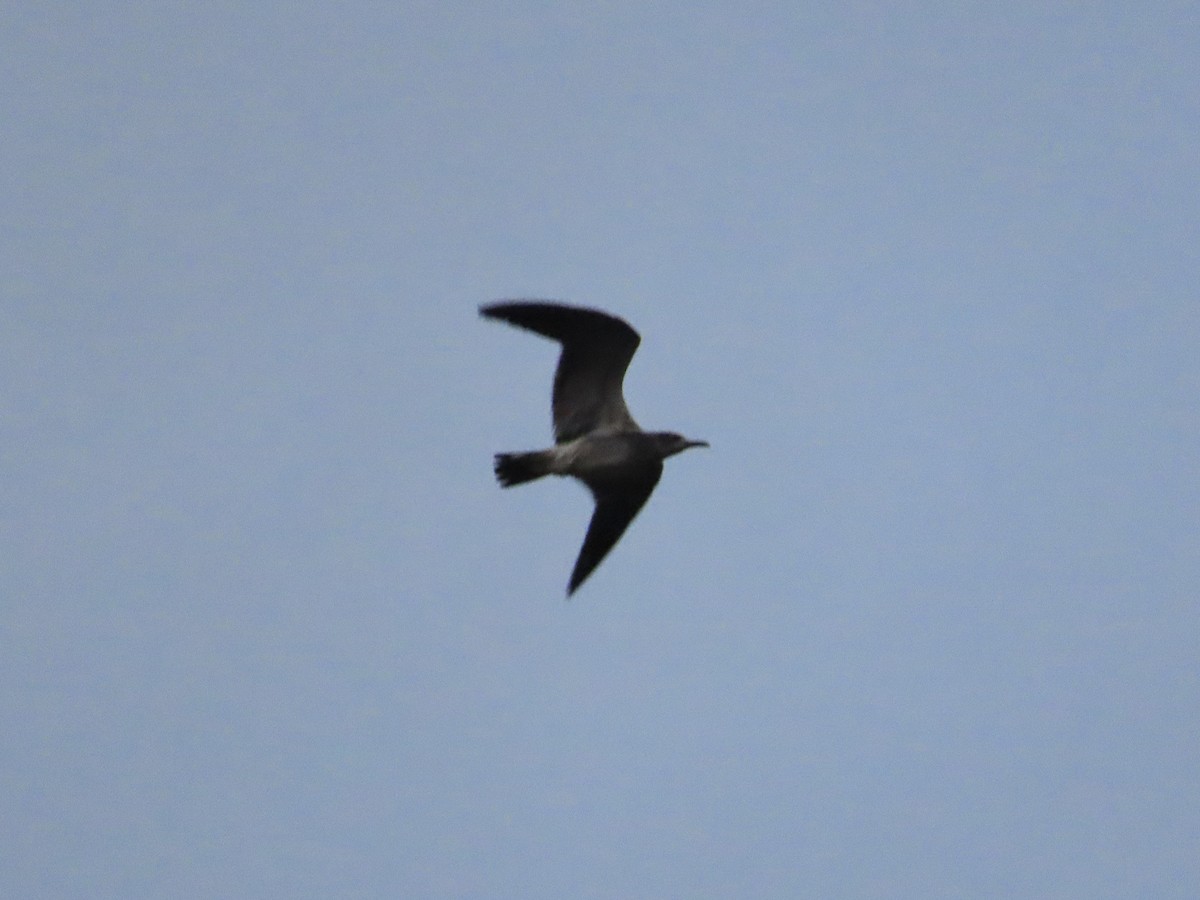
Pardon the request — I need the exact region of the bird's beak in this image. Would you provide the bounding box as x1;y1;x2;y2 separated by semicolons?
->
686;439;710;449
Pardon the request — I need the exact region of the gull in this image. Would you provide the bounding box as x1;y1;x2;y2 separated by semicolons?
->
481;300;708;596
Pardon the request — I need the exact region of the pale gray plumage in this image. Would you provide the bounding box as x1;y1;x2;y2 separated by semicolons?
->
481;300;708;596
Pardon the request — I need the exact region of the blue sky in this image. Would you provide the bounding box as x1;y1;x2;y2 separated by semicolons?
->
3;4;1198;897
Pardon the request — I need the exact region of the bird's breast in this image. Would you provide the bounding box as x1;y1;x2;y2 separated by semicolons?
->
552;432;645;478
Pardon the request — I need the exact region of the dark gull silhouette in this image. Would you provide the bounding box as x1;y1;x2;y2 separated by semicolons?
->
481;300;708;596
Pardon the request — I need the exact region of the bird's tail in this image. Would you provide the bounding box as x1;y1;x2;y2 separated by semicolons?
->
494;450;554;488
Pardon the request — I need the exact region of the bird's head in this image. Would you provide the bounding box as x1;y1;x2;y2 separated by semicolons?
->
651;431;710;459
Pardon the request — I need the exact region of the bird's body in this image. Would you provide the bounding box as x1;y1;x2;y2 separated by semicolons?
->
481;300;708;596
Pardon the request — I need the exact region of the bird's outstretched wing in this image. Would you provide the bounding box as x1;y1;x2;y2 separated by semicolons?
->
568;462;663;595
480;301;641;443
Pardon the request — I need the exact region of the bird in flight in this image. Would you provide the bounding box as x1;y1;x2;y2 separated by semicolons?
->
481;300;708;596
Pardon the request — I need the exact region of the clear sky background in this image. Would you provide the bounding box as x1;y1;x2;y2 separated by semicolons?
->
3;4;1197;898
